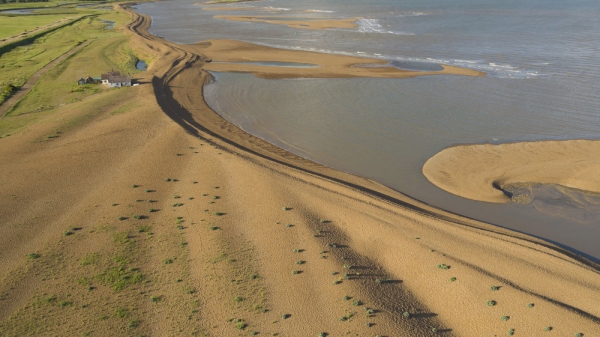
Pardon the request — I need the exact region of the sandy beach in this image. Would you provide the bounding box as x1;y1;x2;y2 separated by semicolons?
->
0;4;598;336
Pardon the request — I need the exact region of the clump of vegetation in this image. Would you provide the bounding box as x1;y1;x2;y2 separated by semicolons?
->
403;311;411;318
96;255;144;291
491;286;500;291
28;253;41;259
150;295;162;302
508;328;515;335
437;264;450;270
163;258;173;264
527;303;535;308
0;83;19;104
544;326;553;331
352;300;363;306
501;316;510;321
487;300;497;306
234;296;244;302
450;277;457;282
214;212;225;216
291;270;301;275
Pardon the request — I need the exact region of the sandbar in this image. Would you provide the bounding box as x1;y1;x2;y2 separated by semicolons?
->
423;140;600;203
197;39;485;79
214;14;359;30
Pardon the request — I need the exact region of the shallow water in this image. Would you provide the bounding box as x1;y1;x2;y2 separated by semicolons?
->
136;59;147;71
0;9;34;14
136;0;600;260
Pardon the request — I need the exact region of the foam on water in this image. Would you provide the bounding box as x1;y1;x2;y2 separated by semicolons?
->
356;18;414;35
306;9;334;13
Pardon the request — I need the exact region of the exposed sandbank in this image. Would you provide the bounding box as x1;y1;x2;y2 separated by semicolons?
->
423;140;600;203
213;14;359;30
198;39;485;79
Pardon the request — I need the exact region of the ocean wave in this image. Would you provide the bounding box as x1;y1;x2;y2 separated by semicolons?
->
356;18;414;35
399;11;428;17
421;57;540;78
305;9;334;13
263;6;291;11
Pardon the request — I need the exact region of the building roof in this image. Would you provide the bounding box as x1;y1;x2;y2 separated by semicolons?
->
107;75;131;83
101;71;121;80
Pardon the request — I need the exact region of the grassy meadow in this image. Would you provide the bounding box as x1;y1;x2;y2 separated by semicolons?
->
0;4;146;136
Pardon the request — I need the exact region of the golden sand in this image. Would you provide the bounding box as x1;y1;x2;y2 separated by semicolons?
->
0;4;598;337
423;140;600;203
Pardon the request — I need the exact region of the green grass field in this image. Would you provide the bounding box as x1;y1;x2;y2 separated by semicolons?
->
0;5;146;135
0;14;76;40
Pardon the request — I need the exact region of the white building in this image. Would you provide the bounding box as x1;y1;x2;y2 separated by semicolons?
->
101;71;132;87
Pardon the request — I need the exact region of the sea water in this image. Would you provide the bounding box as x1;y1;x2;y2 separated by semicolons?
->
135;0;600;260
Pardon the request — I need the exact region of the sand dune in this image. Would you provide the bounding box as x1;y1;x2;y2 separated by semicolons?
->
0;4;598;337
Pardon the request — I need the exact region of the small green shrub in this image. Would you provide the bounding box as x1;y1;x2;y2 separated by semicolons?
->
527;303;535;308
437;264;450;270
544;326;552;331
28;253;41;259
487;300;497;306
450;277;457;282
403;311;411;318
234;296;244;302
508;329;515;336
491;286;500;291
501;316;510;321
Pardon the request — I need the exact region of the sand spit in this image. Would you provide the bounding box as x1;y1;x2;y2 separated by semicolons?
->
0;4;598;337
213;14;359;30
199;39;484;79
423;140;600;203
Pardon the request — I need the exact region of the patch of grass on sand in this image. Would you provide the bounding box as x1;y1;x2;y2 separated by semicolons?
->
96;255;144;291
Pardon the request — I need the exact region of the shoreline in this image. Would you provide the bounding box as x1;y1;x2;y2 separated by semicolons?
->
118;3;600;335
